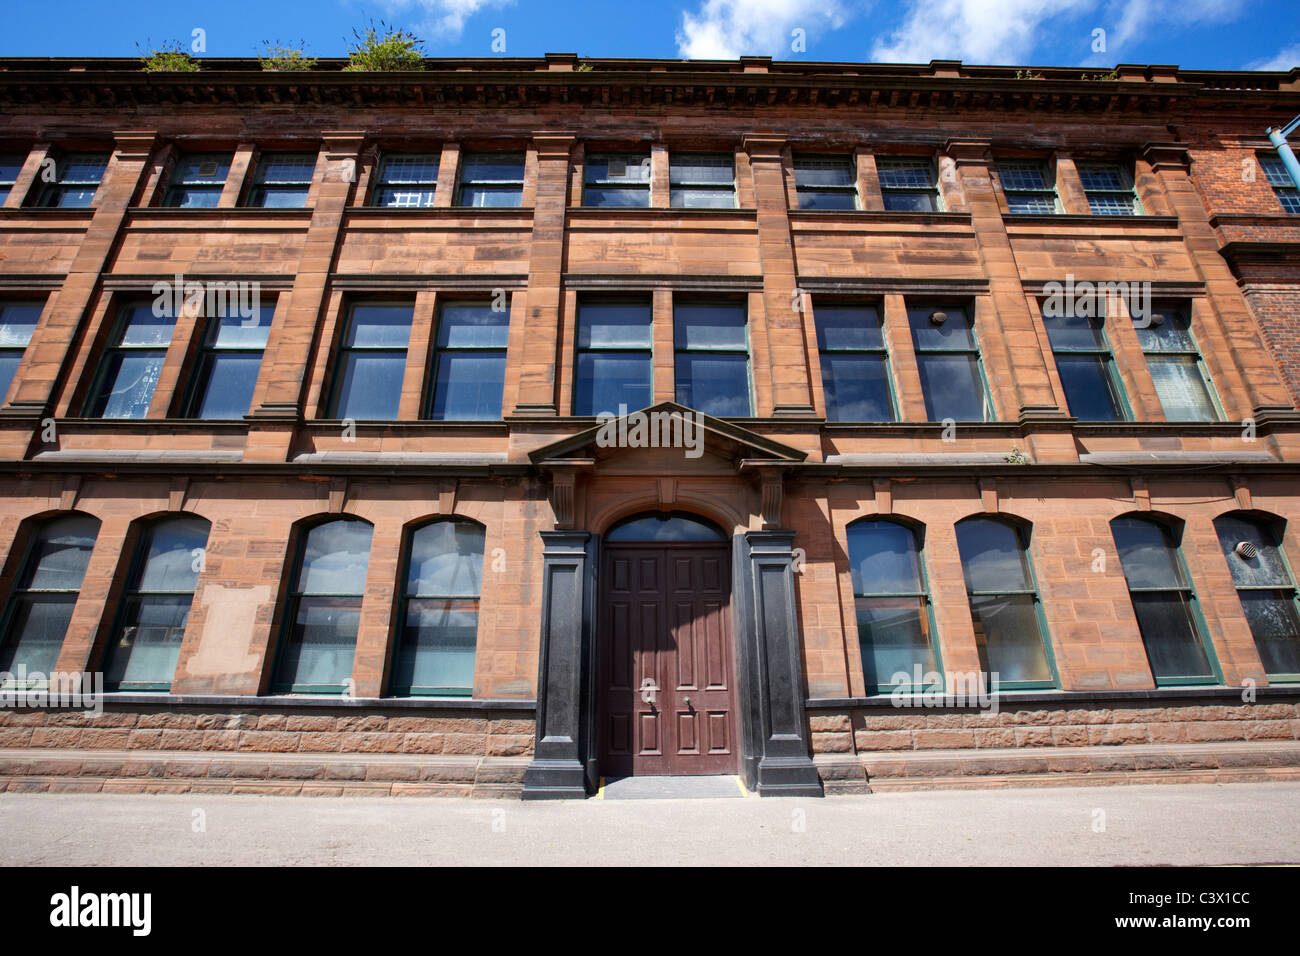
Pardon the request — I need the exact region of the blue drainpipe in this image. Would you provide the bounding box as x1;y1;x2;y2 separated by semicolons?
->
1267;114;1300;191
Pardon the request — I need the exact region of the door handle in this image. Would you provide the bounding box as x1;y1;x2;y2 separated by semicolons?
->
639;678;659;705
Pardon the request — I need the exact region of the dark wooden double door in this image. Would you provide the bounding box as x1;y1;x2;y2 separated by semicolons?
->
598;544;738;776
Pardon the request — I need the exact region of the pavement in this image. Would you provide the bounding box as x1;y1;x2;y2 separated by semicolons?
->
1;780;1297;866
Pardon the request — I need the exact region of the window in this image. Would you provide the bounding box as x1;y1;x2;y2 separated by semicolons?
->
955;517;1056;688
877;158;940;212
849;520;938;692
573;298;653;416
1260;155;1300;214
605;512;726;542
1077;162;1142;215
37;153;108;208
184;298;274;419
1040;307;1127;421
1134;302;1219;422
674;300;751;417
0;515;99;680
273;519;372;693
328;302;413;421
814;302;894;421
428;301;509;420
908;302;991;422
0;299;43;403
794;156;858;210
0;154;23;205
456;152;525;207
86;300;177;419
998;160;1058;214
246;152;314;208
584;152;650;208
392;520;484;696
1214;514;1300;681
102;517;209;691
372;153;439;208
670;153;736;209
163;153;232;208
1111;516;1219;685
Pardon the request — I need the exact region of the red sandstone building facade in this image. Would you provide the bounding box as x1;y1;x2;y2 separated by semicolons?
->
0;55;1297;797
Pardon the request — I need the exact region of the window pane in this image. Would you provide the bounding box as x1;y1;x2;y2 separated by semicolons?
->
1007;194;1056;213
1148;355;1216;421
956;520;1034;592
194;353;261;419
1134;308;1195;352
578;302;652;348
250;186;310;209
878;161;934;188
1078;165;1127;190
670;188;735;208
460;154;524;182
208;306;272;349
1041;312;1106;351
999;163;1050;190
674;303;746;350
675;353;750;416
1131;591;1214;680
821;353;892;421
0;595;75;675
431;352;505;419
1112;518;1186;589
119;305;177;347
407;521;484;597
172;154;231;184
670;156;733;184
970;593;1052;683
104;594;190;687
0;155;24;182
858;596;933;689
136;518;208;593
165;187;223;209
797;190;857;210
585;155;650;183
584;186;649;207
0;355;21;403
1239;591;1300;675
0;301;42;347
21;517;98;590
297;521;372;595
908;304;976;351
815;305;884;351
882;192;938;212
279;596;360;688
458;185;523;207
575;352;652;416
333;353;406;419
94;352;166;419
605;513;725;542
438;304;509;348
916;353;985;421
848;521;923;594
794;160;854;187
1056;354;1122;421
1088;195;1135;215
256;154;315;184
393;599;478;693
375;187;437;208
1215;516;1291;587
345;305;412;349
379;155;439;184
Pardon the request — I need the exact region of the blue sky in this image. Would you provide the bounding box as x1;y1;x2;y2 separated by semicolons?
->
1;0;1296;70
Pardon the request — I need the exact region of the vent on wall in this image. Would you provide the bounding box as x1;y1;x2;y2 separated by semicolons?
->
1235;541;1258;559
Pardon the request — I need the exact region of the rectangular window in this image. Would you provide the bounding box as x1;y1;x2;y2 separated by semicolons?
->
877;158;940;212
793;156;858;210
574;298;653;416
372;153;439;208
1040;307;1127;421
998;160;1058;214
674;299;751;417
908;303;991;422
1077;162;1142;215
1135;301;1219;422
246;152;315;208
0;154;23;205
86;300;177;419
669;153;735;209
428;301;509;420
163;153;232;208
456;152;525;208
37;153;108;208
0;299;43;403
584;152;650;208
1215;514;1300;681
185;298;274;419
1260;155;1300;214
328;303;413;421
814;302;895;421
850;520;938;692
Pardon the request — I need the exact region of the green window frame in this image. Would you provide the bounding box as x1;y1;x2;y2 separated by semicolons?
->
793;155;859;210
456;152;525;208
674;298;752;417
877;157;941;212
814;300;896;422
998;160;1059;214
1259;155;1300;214
1076;162;1143;216
326;301;414;421
907;301;993;422
1214;513;1300;683
426;299;509;421
246;152;315;208
1039;305;1130;421
573;297;654;417
0;153;24;205
0;298;45;405
1135;301;1222;422
669;153;736;209
584;152;650;208
372;153;440;208
84;299;177;419
182;297;275;420
37;152;108;208
163;152;232;208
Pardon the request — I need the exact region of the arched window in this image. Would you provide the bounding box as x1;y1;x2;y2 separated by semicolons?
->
605;511;726;543
0;515;99;679
954;517;1056;688
1111;516;1219;685
847;519;937;692
103;516;210;691
1214;513;1300;681
273;518;373;694
391;520;484;697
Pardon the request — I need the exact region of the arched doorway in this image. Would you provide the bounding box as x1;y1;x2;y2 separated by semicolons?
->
598;511;739;777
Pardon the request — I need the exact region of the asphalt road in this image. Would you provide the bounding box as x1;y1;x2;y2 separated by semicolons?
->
2;781;1297;866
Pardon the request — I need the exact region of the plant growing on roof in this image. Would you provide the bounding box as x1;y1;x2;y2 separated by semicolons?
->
258;40;317;72
139;40;200;73
343;19;425;72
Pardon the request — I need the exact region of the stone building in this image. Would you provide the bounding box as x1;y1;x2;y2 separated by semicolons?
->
0;55;1297;797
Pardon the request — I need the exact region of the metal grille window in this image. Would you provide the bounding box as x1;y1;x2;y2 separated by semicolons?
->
574;298;653;416
1112;516;1220;685
0;154;23;205
955;517;1057;689
456;152;525;208
674;300;751;417
907;302;992;422
1134;301;1220;422
814;302;895;421
38;153;108;208
1260;156;1300;214
86;300;177;419
1214;514;1300;681
247;153;315;208
391;520;484;696
669;153;735;208
0;515;99;681
185;298;275;419
163;153;232;208
1077;162;1142;215
0;299;44;404
328;302;414;421
273;518;373;694
877;158;940;212
102;517;210;691
1040;308;1128;421
584;153;650;208
793;156;858;210
428;301;509;420
849;520;938;692
372;153;439;208
998;160;1058;214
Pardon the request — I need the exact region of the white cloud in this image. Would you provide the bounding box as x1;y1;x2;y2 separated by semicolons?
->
676;0;852;59
1247;43;1300;72
1094;0;1239;64
373;0;517;43
870;0;1095;64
